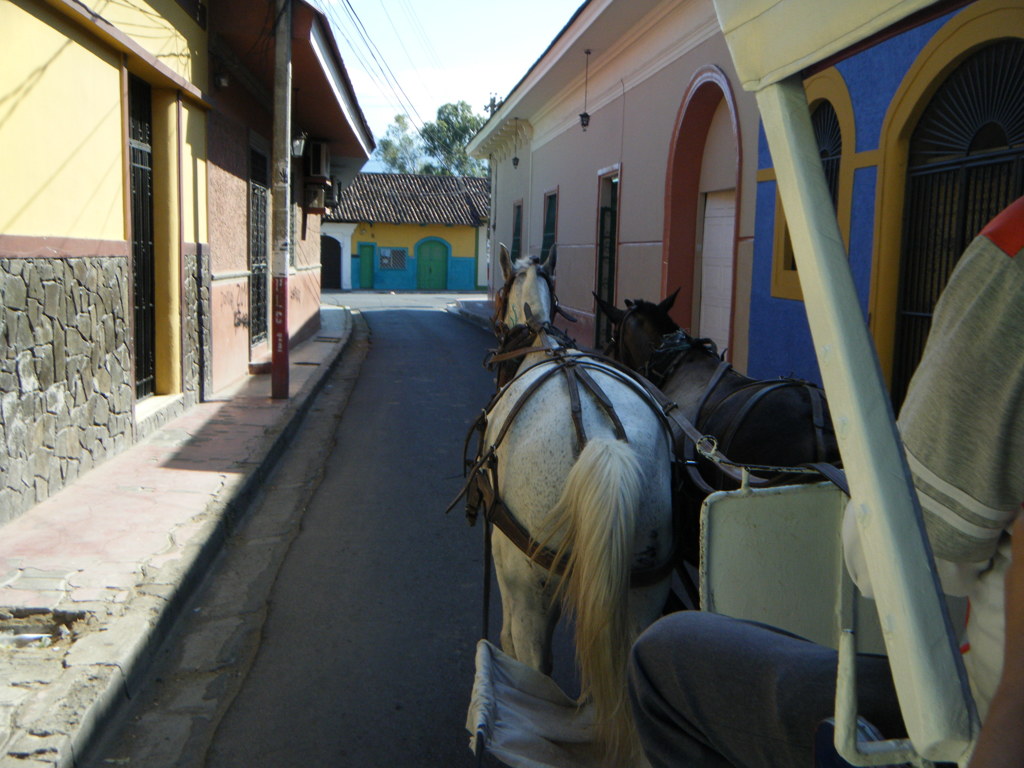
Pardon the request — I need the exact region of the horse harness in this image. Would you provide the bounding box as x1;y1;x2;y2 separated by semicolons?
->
454;284;847;593
643;332;845;496
448;319;678;588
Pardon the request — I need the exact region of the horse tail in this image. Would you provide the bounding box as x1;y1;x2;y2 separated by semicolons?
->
548;437;643;765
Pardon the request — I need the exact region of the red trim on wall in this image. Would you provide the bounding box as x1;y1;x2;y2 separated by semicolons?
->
0;235;130;259
662;65;742;339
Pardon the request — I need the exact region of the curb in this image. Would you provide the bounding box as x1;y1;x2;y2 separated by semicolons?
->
8;311;356;768
446;301;493;333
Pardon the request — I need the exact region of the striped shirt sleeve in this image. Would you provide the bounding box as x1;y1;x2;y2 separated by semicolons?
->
896;204;1024;563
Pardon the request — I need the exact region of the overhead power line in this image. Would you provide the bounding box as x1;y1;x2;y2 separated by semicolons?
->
308;0;463;175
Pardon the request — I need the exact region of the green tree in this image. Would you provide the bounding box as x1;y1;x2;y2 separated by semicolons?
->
374;101;487;177
374;114;424;174
419;101;487;177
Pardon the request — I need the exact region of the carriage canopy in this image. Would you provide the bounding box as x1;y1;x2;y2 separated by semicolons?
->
713;0;938;91
712;0;977;763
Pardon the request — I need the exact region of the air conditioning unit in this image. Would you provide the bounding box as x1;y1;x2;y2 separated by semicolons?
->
306;141;330;179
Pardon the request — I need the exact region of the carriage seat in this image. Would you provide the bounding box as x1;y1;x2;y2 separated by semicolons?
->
700;481;886;654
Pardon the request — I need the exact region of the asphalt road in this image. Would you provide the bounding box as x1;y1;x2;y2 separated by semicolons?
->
85;293;505;767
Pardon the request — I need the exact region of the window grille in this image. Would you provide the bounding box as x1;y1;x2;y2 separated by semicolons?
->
781;101;841;271
814;101;842;207
379;247;408;270
129;74;155;399
892;39;1024;407
249;149;270;345
595;176;619;348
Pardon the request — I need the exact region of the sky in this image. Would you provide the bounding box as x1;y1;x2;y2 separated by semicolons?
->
314;0;585;146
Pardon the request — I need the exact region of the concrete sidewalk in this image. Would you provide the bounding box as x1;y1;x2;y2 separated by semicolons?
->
0;306;355;767
446;295;494;332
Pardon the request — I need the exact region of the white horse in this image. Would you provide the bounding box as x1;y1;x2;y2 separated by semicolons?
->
482;245;674;765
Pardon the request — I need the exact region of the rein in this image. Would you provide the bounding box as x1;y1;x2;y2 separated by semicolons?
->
448;318;678;588
609;315;846;496
491;261;576;332
643;330;720;388
681;361;843;495
485;317;579;388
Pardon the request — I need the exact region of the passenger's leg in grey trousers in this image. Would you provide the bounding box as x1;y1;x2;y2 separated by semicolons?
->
627;612;904;768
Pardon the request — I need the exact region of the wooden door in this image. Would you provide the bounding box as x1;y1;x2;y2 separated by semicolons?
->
416;240;448;290
698;189;735;354
358;243;374;290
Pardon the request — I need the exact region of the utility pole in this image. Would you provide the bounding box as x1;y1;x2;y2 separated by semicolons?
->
271;0;291;398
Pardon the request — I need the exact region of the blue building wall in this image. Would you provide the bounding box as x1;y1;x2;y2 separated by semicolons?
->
447;257;476;290
745;12;958;384
348;240;478;291
350;227;481;292
372;259;417;291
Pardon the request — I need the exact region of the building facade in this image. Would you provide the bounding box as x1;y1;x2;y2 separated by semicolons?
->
748;0;1024;405
470;0;1023;403
0;0;372;521
324;173;490;292
468;0;760;361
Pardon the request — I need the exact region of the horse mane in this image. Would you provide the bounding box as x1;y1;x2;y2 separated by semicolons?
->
638;329;720;388
656;329;719;358
512;254;539;271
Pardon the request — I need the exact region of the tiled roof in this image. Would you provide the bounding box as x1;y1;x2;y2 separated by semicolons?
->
327;173;490;227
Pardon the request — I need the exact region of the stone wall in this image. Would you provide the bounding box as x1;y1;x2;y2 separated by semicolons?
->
0;257;133;523
182;244;208;402
192;244;213;401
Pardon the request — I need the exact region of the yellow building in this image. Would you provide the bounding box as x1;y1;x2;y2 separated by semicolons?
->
0;0;373;520
324;174;489;292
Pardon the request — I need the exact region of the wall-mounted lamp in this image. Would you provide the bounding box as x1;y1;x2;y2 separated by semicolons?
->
512;117;520;169
214;72;229;89
580;48;592;132
291;131;308;159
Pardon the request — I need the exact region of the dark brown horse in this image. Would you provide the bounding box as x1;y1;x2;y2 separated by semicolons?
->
595;291;842;573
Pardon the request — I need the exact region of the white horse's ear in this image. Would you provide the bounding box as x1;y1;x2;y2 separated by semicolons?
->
658;288;680;314
499;244;513;281
541;244;557;275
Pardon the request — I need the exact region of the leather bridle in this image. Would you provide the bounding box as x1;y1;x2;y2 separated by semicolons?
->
449;316;678;588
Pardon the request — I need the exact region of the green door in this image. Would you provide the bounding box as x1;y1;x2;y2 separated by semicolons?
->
358;243;374;290
417;240;447;290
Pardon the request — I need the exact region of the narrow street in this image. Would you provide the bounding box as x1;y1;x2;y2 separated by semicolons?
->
86;293;500;767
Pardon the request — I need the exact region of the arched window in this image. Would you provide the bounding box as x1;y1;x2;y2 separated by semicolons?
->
892;39;1024;407
772;98;845;298
815;101;842;206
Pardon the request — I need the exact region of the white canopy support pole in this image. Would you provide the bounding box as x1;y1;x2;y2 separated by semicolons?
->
755;77;976;763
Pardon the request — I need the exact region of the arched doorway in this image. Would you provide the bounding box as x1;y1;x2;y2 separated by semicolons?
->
321;235;342;290
891;38;1024;406
664;66;740;356
416;238;449;290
